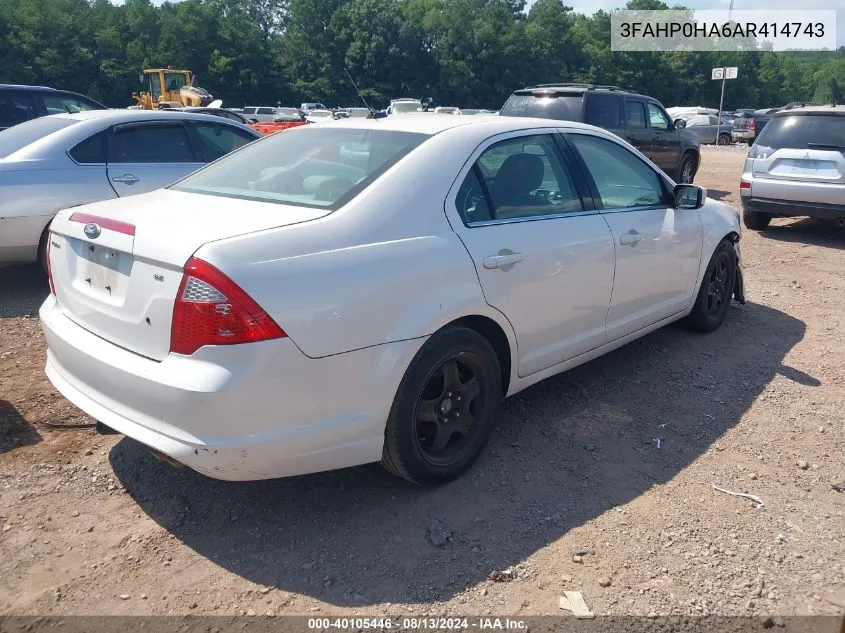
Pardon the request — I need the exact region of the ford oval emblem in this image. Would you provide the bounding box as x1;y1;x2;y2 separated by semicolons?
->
84;223;101;239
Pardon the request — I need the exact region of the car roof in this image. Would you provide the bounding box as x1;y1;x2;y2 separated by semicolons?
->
513;84;645;98
320;113;602;136
773;105;845;116
49;109;254;124
0;84;73;92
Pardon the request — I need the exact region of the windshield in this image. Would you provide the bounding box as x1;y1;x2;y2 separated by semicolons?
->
172;127;428;209
393;101;421;114
0;116;79;158
755;114;845;151
500;93;583;120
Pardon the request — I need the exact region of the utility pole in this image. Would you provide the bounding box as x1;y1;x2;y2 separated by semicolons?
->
716;0;735;130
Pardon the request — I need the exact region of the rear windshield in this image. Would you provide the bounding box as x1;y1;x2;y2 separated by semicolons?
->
393;102;422;113
0;116;78;158
499;93;583;121
172;127;428;209
755;114;845;150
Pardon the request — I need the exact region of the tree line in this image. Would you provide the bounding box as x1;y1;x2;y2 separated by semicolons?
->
0;0;842;111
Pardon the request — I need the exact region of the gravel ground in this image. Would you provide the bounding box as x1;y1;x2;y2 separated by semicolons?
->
1;145;843;619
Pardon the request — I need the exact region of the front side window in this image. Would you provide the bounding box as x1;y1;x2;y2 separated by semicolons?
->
110;123;196;163
149;74;162;100
568;134;667;209
164;73;186;92
457;134;582;223
647;103;670;131
172;127;428;209
193;123;255;162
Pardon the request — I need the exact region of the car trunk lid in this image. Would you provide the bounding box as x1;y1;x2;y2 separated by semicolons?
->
48;188;330;361
752;147;845;185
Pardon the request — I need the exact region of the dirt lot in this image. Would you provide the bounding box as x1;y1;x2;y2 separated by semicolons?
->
1;145;843;619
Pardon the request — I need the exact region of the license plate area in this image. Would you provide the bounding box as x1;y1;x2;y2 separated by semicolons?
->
71;240;132;304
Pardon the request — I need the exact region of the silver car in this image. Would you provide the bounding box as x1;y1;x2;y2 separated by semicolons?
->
0;109;260;266
740;105;845;230
684;114;733;145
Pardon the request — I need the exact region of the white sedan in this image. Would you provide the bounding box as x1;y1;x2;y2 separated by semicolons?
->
40;115;745;484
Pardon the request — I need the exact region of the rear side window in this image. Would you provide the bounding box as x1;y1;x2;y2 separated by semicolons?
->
625;101;647;129
568;133;667;209
585;93;623;129
110;123;196;163
41;93;104;115
193;123;255;161
0;91;37;129
755;114;845;150
69;130;107;164
468;134;583;221
500;93;583;121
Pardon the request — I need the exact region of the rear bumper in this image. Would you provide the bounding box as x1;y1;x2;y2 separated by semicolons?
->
742;197;845;220
40;295;421;480
732;130;754;140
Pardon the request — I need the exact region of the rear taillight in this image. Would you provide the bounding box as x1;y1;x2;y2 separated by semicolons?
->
748;120;756;133
740;179;751;191
170;257;285;356
46;233;55;295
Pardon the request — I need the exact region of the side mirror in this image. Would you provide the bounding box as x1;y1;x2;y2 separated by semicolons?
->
673;118;687;129
674;184;707;209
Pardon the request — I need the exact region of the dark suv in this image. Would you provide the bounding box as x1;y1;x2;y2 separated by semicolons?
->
0;84;107;131
500;84;701;183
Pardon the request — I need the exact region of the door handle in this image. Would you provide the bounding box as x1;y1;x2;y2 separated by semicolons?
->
111;173;139;185
483;252;524;269
619;230;643;246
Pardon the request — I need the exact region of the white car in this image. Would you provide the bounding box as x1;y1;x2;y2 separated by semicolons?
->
305;109;335;124
41;115;745;484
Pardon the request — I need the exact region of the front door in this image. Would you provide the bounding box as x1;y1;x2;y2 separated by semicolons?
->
107;121;205;197
647;102;681;176
624;100;651;155
566;132;702;341
446;131;616;377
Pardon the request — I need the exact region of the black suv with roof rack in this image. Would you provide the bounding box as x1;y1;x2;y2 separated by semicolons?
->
500;84;700;183
0;84;107;131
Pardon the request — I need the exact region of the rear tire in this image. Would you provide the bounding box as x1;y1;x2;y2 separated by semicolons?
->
683;240;737;333
381;326;501;485
37;223;51;274
743;209;772;230
717;133;731;145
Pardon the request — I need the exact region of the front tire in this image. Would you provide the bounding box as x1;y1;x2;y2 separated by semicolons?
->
683;240;737;333
381;326;502;485
678;154;696;184
743;209;772;230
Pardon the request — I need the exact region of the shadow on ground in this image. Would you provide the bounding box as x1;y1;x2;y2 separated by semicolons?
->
757;219;845;251
0;400;41;454
706;189;732;201
111;302;809;606
0;264;48;318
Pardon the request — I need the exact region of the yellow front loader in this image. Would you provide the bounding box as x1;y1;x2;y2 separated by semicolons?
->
132;68;214;109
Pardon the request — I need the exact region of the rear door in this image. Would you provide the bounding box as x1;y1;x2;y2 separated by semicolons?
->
446;130;616;376
106;120;205;196
646;102;681;175
624;100;651;154
566;132;702;340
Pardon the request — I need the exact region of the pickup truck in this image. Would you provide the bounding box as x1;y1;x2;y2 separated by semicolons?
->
732;102;821;145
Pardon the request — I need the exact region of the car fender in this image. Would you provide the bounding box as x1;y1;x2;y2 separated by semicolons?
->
692;198;744;302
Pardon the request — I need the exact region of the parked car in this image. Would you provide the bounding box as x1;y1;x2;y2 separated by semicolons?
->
273;107;305;122
40;115;743;485
732;108;778;145
740;105;845;230
434;106;462;115
0;84;107;131
242;106;288;123
305;109;335;123
461;109;496;115
683;114;733;145
301;102;327;112
387;98;423;115
499;84;701;183
0;110;259;266
346;107;371;118
172;107;252;125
